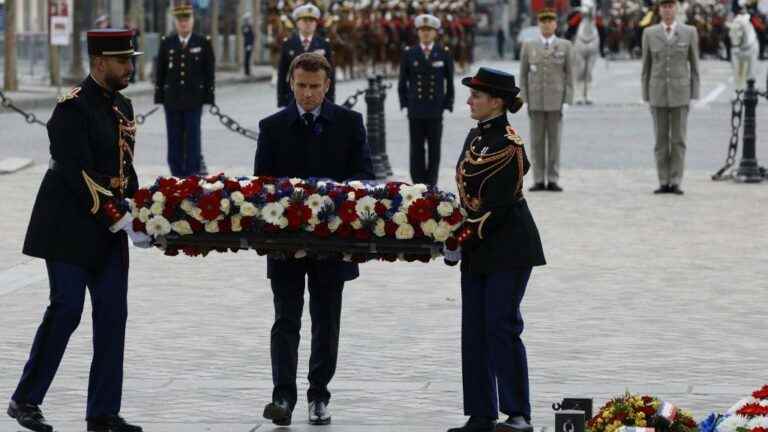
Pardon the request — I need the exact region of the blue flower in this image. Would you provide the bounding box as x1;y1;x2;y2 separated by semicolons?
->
699;413;720;432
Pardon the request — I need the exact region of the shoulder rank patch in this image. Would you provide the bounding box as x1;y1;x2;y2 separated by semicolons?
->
57;86;81;104
505;126;524;146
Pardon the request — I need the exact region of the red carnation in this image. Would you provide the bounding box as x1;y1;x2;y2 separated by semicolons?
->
384;220;398;237
354;229;371;241
197;192;222;221
218;219;232;233
285;204;311;230
374;202;388;216
182;246;200;257
407;198;434;223
641;396;654;404
133;188;152;207
642;407;656;417
187;218;203;233
385;182;403;198
158;177;178;189
752;428;768;432
132;218;146;233
313;223;331;238
336;224;353;238
738;403;768;417
240;216;254;231
447;209;463;225
224;179;241;192
162;205;175;220
353;189;368;199
205;173;224;182
753;385;768;400
338;201;358;224
682;417;697;428
241;181;263;198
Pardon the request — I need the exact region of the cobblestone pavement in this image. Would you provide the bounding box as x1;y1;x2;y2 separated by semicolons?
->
0;58;767;432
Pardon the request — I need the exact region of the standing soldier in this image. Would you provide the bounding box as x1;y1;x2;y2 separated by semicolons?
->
519;8;574;192
641;0;699;195
154;1;216;178
243;15;255;76
398;14;455;186
7;29;149;432
277;4;336;107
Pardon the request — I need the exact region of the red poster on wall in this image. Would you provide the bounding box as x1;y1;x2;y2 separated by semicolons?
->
50;0;72;46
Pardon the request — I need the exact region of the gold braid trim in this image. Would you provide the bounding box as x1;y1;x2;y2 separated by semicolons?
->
466;211;491;240
82;171;114;214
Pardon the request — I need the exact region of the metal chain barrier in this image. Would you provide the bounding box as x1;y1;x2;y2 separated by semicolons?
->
0;90;48;127
208;104;259;141
342;88;368;109
135;106;160;125
712;90;744;181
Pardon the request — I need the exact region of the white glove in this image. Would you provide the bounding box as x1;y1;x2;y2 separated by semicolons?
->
113;215;152;249
442;244;462;264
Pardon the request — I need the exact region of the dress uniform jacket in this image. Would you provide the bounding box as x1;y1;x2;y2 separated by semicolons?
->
277;33;336;107
641;24;700;107
23;76;138;270
455;114;546;274
519;38;575;111
154;33;216;110
397;43;455;118
254;100;374;280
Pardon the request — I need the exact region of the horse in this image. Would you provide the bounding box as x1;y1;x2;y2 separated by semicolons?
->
728;11;759;90
573;2;601;104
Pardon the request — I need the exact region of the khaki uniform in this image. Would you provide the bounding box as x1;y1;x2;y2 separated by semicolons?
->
519;37;574;184
641;23;700;187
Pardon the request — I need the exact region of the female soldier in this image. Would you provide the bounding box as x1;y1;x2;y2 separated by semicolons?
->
446;67;546;432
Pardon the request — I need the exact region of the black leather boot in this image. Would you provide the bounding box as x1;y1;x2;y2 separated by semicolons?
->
7;401;53;432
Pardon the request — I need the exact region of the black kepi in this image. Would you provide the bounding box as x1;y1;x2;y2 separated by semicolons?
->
86;29;142;57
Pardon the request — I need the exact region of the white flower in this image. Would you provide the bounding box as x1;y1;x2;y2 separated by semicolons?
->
317;181;327;188
131;205;139;218
239;202;259;217
413;184;428;193
306;194;325;215
180;199;195;212
355;196;378;218
307;216;320;227
395;223;415;240
280;197;291;208
433;222;451;242
420;219;438;236
138;207;151;223
351;220;363;229
220;198;231;214
289;178;303;186
262;202;285;225
231;215;242;232
719;415;751;432
294;250;307;259
399;185;423;207
190;207;204;222
202;181;224;192
230;191;245;205
204;220;219;233
146;216;172;236
328;216;342;232
348;180;365;189
373;219;386;237
392;211;409;226
347;191;356;201
277;216;289;229
437;201;454;217
152;191;166;203
381;199;392;209
264;184;276;194
150;202;164;216
171;220;193;235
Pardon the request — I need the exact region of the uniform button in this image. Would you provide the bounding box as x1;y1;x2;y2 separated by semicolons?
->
181;63;185;67
181;72;186;76
181;80;185;84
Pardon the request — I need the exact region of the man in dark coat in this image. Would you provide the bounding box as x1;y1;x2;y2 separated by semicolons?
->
398;13;455;186
243;16;255;76
154;2;216;177
255;52;373;427
8;29;149;432
276;4;336;107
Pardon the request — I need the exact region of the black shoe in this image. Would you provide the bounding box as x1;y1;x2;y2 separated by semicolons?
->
653;185;670;194
547;182;563;192
308;400;331;425
528;183;546;192
7;401;53;432
668;185;684;195
86;414;142;432
263;399;292;426
496;416;534;432
447;416;497;432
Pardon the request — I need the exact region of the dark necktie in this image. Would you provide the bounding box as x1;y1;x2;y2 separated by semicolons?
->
302;112;315;129
303;38;310;50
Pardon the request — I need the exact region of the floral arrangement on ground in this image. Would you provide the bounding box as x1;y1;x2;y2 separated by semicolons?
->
700;385;768;432
130;174;465;260
587;393;698;432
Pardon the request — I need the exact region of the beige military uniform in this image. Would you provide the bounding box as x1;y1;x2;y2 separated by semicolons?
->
641;22;700;187
519;37;574;185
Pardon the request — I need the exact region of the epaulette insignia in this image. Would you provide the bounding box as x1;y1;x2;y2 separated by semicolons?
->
57;86;81;104
505;125;524;146
206;35;212;41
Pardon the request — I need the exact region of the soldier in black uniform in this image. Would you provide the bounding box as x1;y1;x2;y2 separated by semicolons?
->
398;14;455;186
446;68;545;432
154;2;216;178
243;15;255;76
7;29;148;432
277;4;336;107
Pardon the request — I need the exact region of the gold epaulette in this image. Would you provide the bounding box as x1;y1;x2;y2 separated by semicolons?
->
57;86;82;104
505;125;524;146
